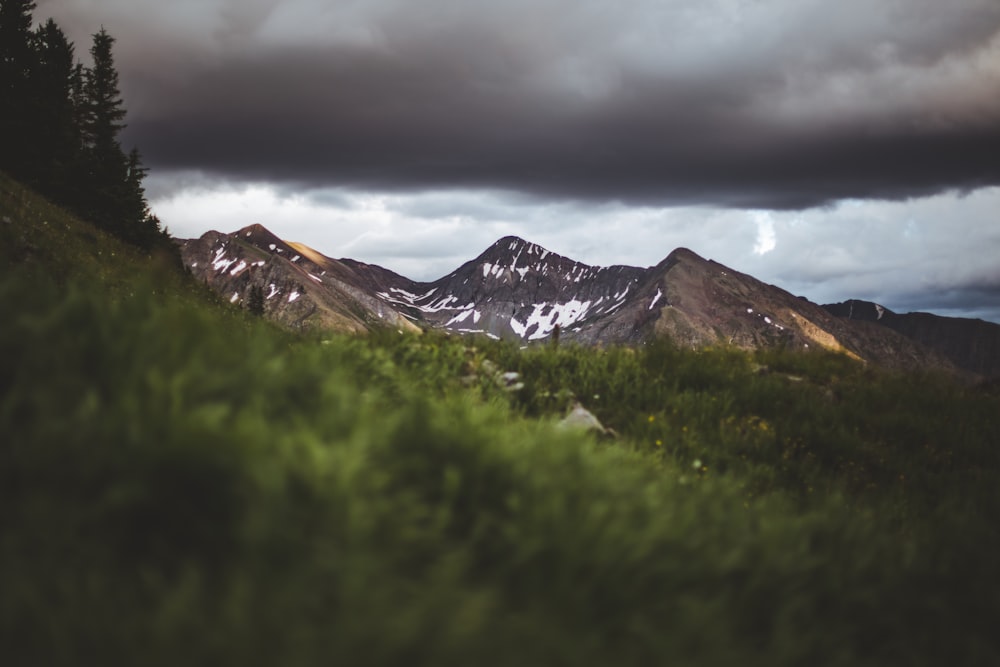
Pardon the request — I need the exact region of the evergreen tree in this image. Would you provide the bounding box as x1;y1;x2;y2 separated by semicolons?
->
81;27;128;235
247;283;266;316
28;19;80;197
121;147;158;248
69;59;87;179
0;0;38;178
79;27;162;249
1;9;170;256
82;28;126;154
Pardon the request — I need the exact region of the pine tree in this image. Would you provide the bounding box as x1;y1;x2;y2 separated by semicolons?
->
0;0;39;178
79;29;165;251
121;147;159;248
247;283;266;316
28;19;79;197
1;10;169;256
78;26;165;250
82;28;126;156
80;27;129;236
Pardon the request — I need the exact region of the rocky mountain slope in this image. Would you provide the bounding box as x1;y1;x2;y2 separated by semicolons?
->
179;225;979;375
178;224;419;334
824;300;1000;377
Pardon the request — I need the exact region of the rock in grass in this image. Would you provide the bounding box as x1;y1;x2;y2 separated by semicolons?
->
559;401;614;438
500;371;524;392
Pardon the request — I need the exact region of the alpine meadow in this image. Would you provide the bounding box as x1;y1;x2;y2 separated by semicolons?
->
4;1;1000;666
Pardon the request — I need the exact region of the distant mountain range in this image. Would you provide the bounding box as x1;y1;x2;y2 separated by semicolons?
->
179;225;999;377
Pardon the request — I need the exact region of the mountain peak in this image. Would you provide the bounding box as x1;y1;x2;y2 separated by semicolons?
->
471;236;565;268
491;235;549;257
650;246;709;273
236;222;275;237
234;223;288;249
494;235;528;247
667;247;706;262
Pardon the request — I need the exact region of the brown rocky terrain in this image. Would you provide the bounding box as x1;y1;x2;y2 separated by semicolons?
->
824;300;1000;378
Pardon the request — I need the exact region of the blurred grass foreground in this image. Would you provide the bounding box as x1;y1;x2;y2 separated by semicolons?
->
3;174;1000;666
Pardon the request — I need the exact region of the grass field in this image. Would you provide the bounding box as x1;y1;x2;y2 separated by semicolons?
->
3;174;999;665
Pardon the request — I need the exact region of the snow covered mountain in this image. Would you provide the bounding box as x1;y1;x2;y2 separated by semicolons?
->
363;236;648;342
179;224;419;334
178;225;966;374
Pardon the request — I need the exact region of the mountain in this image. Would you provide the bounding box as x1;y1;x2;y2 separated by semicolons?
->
178;225;972;375
364;236;649;343
178;224;420;334
823;300;1000;377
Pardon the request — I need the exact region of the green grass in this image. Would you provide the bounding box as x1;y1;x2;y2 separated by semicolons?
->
3;175;999;665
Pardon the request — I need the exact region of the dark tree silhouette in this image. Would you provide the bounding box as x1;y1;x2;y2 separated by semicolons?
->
28;19;80;197
247;283;266;316
1;5;171;255
78;28;161;249
0;0;39;177
80;28;128;233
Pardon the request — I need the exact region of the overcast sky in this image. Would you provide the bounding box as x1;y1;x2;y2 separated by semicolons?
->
36;0;1000;321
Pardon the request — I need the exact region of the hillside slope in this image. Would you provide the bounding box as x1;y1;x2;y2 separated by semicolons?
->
1;172;193;297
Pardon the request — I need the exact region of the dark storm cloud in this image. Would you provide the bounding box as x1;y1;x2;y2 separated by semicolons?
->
35;0;1000;208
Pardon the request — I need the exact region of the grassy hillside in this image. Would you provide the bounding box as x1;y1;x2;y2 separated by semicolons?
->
3;174;999;666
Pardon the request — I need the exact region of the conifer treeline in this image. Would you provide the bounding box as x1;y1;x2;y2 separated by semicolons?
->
1;0;168;251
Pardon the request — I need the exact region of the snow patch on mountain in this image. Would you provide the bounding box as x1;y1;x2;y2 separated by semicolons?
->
446;309;474;326
649;288;663;310
212;247;237;273
511;299;595;341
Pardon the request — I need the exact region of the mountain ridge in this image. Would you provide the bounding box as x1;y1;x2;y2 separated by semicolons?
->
178;224;991;377
823;299;1000;377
